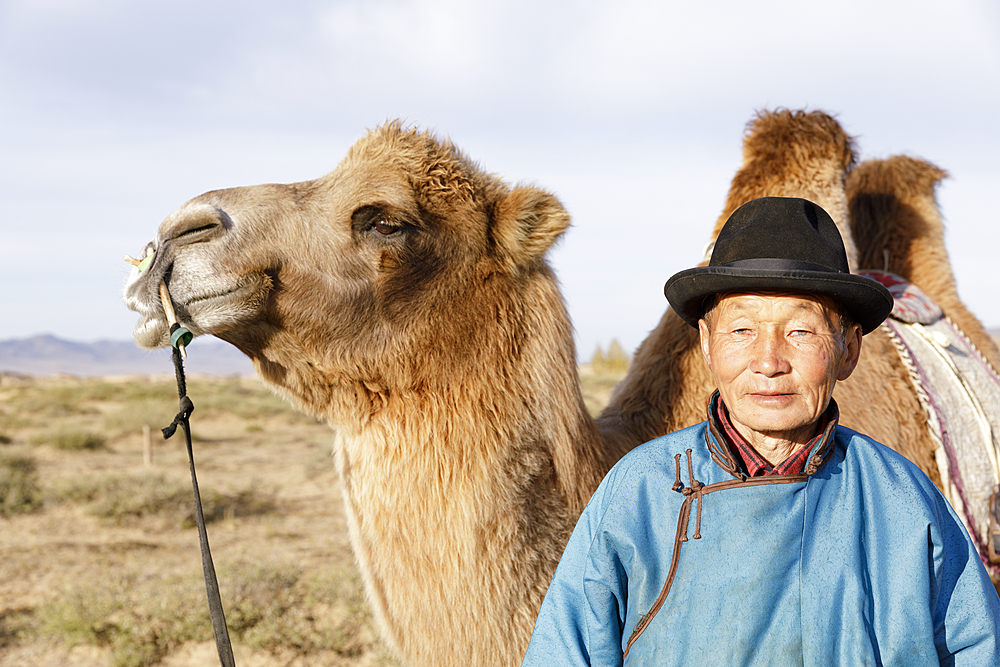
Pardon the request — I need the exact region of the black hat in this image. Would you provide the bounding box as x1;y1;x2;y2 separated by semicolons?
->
664;197;892;334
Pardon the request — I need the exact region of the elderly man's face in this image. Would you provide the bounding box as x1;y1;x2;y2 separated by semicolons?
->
699;293;862;448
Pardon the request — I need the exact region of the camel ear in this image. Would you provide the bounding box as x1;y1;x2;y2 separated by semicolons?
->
491;186;570;269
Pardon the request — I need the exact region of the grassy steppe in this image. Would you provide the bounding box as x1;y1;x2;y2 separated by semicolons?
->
0;352;627;667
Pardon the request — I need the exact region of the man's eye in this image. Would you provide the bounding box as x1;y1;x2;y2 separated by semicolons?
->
374;219;400;235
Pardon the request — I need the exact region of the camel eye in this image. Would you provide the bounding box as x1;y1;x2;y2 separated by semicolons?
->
374;218;400;235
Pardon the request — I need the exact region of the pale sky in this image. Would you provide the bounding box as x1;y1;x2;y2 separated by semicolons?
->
1;0;998;361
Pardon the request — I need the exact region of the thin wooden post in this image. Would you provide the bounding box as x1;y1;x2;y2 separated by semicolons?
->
143;424;153;466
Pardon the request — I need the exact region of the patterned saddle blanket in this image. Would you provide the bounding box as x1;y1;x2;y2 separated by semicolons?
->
860;270;1000;577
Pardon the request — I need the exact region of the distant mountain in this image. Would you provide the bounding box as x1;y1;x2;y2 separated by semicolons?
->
0;334;254;377
4;328;997;379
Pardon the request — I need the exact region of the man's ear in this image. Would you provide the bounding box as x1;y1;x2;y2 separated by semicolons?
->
699;318;713;372
491;186;570;271
837;324;863;381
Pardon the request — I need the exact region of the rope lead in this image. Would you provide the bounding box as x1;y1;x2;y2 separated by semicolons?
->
162;324;236;667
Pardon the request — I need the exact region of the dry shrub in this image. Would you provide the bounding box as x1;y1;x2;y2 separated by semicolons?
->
50;471;276;528
230;563;379;657
579;340;631;416
30;428;106;451
0;452;42;517
35;561;381;667
35;571;210;667
590;339;631;374
0;606;34;649
52;471;191;524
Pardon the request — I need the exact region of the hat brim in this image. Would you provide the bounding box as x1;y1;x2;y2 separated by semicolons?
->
664;266;893;334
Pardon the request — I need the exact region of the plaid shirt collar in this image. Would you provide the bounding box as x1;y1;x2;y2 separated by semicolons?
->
709;391;839;477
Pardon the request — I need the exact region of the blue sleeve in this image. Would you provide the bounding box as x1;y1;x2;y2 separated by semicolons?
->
520;461;635;667
930;492;1000;666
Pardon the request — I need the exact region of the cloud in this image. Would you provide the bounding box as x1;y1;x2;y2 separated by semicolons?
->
0;0;998;350
4;0;997;132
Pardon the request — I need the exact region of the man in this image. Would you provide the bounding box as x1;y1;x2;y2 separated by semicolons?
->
520;197;1000;666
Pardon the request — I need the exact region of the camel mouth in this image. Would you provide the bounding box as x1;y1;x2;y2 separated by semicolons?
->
184;278;261;309
132;313;172;349
131;276;270;349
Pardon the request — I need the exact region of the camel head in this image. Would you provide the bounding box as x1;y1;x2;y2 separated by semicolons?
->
124;122;575;421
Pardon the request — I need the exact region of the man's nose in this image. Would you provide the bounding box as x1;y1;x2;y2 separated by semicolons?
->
749;332;791;376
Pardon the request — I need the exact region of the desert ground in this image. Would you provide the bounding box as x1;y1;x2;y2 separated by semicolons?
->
0;348;627;667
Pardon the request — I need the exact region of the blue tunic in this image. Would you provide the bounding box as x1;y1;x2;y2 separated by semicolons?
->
521;421;1000;666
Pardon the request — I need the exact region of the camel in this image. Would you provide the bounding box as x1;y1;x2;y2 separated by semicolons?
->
124;122;620;666
124;111;998;666
600;110;950;485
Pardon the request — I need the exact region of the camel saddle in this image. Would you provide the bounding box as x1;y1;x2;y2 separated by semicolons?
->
860;271;1000;575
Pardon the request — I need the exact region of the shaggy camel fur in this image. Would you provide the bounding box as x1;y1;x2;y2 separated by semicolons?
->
124;122;621;667
846;156;1000;371
597;109;945;488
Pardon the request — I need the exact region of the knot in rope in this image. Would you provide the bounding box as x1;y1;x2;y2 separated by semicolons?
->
162;395;195;439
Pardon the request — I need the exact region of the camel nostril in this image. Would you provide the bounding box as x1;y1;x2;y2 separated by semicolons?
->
177;223;220;240
161;205;231;246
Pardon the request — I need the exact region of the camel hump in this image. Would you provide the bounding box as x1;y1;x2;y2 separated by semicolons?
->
847;155;948;203
710;108;859;270
490;185;571;270
742;108;856;173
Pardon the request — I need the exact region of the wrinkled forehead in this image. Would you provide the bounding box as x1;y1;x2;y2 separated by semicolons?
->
709;290;843;323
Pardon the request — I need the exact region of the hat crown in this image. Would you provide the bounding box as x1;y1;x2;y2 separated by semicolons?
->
663;196;893;334
710;197;849;273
